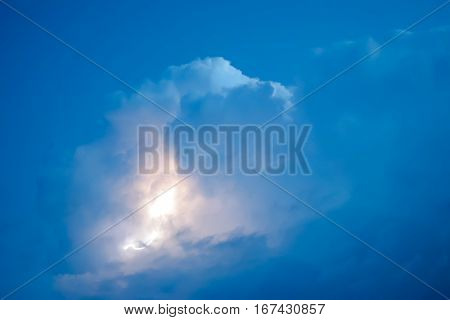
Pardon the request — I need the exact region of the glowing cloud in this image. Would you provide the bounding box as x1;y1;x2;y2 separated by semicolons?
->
57;57;342;297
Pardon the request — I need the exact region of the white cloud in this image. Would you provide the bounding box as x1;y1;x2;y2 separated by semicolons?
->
57;57;344;297
167;57;258;97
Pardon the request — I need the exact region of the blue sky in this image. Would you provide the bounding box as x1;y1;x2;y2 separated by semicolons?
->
0;0;450;299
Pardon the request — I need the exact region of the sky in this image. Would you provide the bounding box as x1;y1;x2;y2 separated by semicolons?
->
0;0;450;299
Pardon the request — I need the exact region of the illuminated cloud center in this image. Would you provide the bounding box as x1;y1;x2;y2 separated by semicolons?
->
123;187;178;251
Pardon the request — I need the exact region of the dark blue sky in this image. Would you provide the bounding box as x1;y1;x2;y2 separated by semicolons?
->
0;0;449;299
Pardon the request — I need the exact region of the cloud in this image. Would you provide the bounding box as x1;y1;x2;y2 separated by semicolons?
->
52;23;450;298
166;57;258;97
57;57;342;297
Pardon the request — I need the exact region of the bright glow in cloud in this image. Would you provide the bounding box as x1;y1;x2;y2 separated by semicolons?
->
147;188;177;219
122;187;178;251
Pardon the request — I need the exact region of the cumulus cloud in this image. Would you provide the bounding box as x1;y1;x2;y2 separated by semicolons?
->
56;57;343;297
